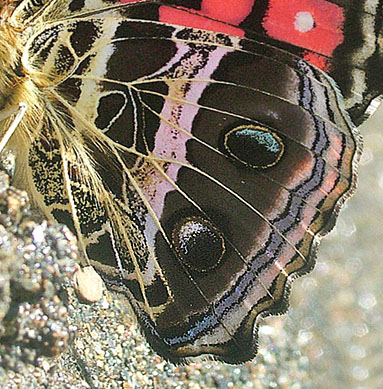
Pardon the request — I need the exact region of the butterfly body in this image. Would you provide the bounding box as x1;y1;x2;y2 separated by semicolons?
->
0;0;381;363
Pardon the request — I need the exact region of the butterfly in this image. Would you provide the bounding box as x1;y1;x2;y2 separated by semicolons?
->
0;0;381;364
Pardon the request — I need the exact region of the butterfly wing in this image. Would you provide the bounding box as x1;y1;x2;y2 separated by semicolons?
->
9;1;360;362
124;0;383;125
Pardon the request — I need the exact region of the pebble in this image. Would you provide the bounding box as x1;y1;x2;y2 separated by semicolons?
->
74;266;104;303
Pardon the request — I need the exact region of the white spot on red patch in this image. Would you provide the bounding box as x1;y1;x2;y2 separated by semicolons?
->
294;11;315;32
263;0;344;58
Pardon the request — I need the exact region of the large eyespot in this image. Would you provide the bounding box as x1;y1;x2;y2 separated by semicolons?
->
224;124;284;169
172;216;225;273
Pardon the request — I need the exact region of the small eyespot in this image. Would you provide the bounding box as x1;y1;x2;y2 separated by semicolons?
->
172;216;225;273
224;124;284;169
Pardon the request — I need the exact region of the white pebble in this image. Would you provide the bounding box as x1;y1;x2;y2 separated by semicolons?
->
74;266;104;303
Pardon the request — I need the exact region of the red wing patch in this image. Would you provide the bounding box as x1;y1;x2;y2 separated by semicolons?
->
157;0;257;38
198;0;255;25
263;0;345;70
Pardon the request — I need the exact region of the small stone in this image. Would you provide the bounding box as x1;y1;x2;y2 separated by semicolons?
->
116;325;125;335
41;360;51;372
74;266;104;303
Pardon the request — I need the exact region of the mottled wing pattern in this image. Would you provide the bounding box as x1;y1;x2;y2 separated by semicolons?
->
2;0;365;362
